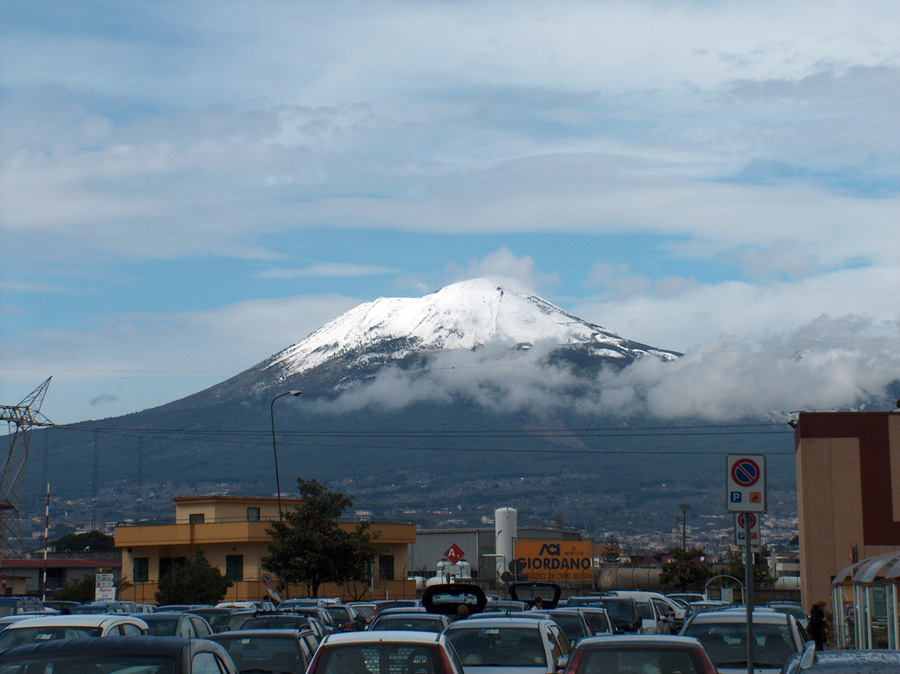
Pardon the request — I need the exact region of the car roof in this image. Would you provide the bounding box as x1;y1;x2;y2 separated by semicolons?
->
685;609;791;625
446;617;555;629
323;630;444;646
576;635;705;649
0;635;208;658
212;628;310;639
4;615;147;628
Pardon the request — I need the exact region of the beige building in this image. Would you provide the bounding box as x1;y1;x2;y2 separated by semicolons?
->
115;495;416;604
795;411;900;611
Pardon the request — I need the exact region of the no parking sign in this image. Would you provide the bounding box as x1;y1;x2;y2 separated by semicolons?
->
726;454;766;513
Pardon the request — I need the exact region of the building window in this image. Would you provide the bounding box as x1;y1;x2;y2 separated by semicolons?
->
379;555;395;581
189;513;205;524
133;557;149;583
160;557;187;579
247;507;260;522
225;555;244;582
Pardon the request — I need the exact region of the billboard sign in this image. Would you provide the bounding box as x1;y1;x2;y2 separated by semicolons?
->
513;540;592;583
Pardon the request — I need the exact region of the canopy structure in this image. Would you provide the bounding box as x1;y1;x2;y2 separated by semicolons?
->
832;550;900;649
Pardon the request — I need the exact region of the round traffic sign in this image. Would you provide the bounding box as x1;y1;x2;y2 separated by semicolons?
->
737;513;757;528
731;458;761;487
261;573;272;586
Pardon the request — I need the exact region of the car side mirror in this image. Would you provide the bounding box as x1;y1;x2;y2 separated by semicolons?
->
556;655;569;672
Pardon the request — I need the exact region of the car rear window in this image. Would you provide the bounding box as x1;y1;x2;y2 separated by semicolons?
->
446;626;548;668
0;655;175;674
317;644;447;674
575;647;704;674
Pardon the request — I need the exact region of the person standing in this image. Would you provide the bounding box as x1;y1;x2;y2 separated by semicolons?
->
808;600;828;650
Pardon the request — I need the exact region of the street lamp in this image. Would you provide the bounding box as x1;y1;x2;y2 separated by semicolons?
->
270;390;302;518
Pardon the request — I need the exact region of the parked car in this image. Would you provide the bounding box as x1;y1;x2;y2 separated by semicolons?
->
767;601;809;630
482;600;530;613
680;607;806;674
0;598;46;617
566;597;642;634
210;628;317;674
0;635;238;674
241;612;322;631
371;599;421;619
186;606;241;633
684;601;731;621
0;614;148;653
541;609;595;647
323;603;366;631
668;593;707;605
347;602;377;622
42;600;80;614
368;612;451;633
71;601;139;614
782;644;900;673
563;634;717;674
140;612;213;638
444;616;570;673
307;629;465;674
573;607;614;636
636;598;671;634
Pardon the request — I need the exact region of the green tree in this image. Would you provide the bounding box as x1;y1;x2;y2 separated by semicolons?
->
54;574;98;602
262;478;376;598
603;535;621;564
53;531;115;552
659;547;712;591
155;550;232;605
726;549;775;586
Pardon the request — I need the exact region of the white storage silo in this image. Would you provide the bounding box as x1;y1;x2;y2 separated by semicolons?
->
494;507;517;582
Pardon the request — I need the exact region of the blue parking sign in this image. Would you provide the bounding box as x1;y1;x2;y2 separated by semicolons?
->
730;491;742;503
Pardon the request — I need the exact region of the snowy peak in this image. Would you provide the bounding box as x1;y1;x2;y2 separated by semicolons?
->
265;279;678;377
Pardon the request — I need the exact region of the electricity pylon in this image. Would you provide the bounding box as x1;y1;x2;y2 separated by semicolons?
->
0;378;53;558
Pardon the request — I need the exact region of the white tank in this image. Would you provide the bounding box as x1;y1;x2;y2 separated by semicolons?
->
494;507;517;581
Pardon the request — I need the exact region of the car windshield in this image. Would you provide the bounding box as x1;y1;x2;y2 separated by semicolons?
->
0;655;175;674
682;622;798;668
144;619;179;636
214;635;302;672
318;643;447;674
446;626;548;668
575;647;704;674
0;626;103;650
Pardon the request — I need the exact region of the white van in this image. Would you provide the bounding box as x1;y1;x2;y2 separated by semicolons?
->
604;590;686;625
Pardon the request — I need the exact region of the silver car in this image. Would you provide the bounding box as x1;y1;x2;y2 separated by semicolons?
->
444;616;570;674
680;607;806;674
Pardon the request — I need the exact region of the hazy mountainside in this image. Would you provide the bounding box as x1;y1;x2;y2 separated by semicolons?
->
23;279;798;539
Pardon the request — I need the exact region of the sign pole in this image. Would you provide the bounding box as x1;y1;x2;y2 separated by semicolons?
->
744;513;754;674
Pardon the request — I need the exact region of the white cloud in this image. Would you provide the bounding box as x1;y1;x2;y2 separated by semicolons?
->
572;265;900;352
444;248;558;294
0;294;361;423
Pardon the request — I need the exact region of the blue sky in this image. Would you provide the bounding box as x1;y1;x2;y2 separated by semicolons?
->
2;0;899;424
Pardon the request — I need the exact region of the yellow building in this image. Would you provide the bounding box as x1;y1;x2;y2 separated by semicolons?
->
795;411;900;611
115;495;417;604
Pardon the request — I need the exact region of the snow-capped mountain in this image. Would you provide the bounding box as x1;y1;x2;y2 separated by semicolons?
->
262;278;678;381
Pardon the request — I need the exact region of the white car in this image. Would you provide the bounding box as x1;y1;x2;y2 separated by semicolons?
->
680;607;806;674
0;614;148;654
444;616;570;674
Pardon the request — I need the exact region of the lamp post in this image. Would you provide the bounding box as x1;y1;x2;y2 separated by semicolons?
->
270;390;302;519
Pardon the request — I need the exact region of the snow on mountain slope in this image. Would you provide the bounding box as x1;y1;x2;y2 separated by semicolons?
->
265;278;678;377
